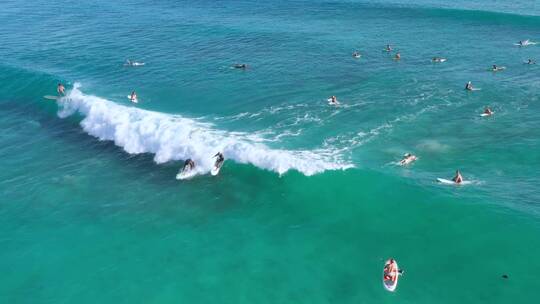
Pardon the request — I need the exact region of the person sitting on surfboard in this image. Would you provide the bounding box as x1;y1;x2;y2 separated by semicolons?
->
452;170;463;184
465;81;473;91
384;259;398;282
57;83;65;95
183;159;195;171
385;44;392;52
130;91;137;102
484;107;493;116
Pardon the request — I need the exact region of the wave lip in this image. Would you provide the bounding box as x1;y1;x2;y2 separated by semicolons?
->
57;83;352;176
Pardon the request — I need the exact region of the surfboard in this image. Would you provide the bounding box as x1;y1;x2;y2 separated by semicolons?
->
327;98;340;106
176;168;196;180
437;178;472;185
127;95;138;103
398;156;417;166
383;260;400;292
480;112;494;117
432;58;446;63
211;161;223;176
43;95;59;100
489;67;506;72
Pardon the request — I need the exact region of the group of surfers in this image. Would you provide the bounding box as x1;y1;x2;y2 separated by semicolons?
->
181;152;224;174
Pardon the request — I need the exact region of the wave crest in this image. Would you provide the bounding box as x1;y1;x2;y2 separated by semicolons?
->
57;83;352;176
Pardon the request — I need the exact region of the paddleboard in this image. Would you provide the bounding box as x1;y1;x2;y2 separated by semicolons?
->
176;168;197;180
437;178;472;185
43;95;59;100
127;95;138;103
383;260;400;292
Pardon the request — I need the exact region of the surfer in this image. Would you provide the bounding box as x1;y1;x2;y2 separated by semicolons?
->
57;83;65;95
394;52;401;60
214;152;224;166
484;107;493;116
452;170;463;184
352;51;361;58
385;44;392;52
329;95;338;104
183;159;195;171
527;59;536;65
384;259;398;282
432;57;444;63
465;81;473;91
399;153;417;165
233;63;247;69
129;91;137;102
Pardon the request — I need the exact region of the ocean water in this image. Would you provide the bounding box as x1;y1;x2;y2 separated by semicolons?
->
1;0;540;303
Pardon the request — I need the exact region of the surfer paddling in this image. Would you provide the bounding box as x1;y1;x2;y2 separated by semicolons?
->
399;153;417;166
452;170;463;184
57;83;65;96
483;107;493;116
232;63;248;69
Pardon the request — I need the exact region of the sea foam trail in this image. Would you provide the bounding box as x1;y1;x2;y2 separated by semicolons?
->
57;84;352;176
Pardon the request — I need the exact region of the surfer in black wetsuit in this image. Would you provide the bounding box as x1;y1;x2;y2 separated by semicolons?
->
465;81;473;91
213;152;224;167
183;159;195;171
233;63;247;69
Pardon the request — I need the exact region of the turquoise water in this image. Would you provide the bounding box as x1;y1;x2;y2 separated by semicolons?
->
1;0;540;302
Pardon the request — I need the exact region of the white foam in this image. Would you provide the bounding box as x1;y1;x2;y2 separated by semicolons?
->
57;83;352;176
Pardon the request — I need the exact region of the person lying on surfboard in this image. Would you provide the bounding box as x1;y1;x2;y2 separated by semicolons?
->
484;107;493;116
452;170;463;184
233;63;247;69
465;81;474;91
57;83;65;95
399;153;417;165
130;91;137;102
384;259;398;282
183;159;195;171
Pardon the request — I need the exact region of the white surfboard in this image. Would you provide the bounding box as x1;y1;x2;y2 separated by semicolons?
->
398;156;417;166
468;88;482;91
127;95;138;103
480;112;494;117
383;260;400;292
437;178;472;185
43;95;59;100
211;161;224;176
176;168;197;180
327;98;340;106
